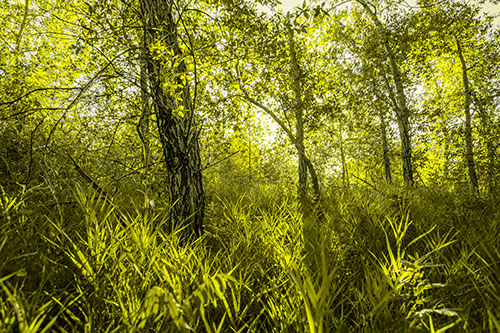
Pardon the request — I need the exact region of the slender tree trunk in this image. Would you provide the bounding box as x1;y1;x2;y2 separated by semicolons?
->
442;125;451;180
285;23;323;260
14;0;29;62
286;23;321;203
138;37;151;178
386;41;413;186
379;108;392;183
140;0;204;238
472;93;495;193
396;110;413;186
240;22;321;206
456;37;479;193
297;149;308;202
338;120;350;188
248;126;252;182
359;1;414;186
288;24;307;201
304;155;320;202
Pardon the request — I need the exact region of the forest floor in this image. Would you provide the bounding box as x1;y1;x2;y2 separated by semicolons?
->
1;183;499;332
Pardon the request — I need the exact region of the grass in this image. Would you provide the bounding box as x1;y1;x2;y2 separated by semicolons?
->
0;182;499;332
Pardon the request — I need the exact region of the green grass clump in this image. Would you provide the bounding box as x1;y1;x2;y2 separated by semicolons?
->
1;183;499;332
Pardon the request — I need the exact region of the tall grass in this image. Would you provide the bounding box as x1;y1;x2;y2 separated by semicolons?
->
1;183;499;331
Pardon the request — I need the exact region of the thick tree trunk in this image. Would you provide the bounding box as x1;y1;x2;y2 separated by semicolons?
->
456;37;479;193
359;1;414;186
379;108;392;183
140;0;204;238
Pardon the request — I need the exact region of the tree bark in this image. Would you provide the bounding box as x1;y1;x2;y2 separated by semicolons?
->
338;120;350;188
297;149;308;201
287;23;321;203
379;108;392;184
359;1;414;186
242;92;321;203
239;22;321;206
137;34;151;179
288;23;307;202
456;37;479;193
472;92;495;193
139;0;204;239
442;125;451;180
14;0;29;61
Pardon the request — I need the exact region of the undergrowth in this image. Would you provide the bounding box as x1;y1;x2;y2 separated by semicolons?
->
0;183;499;332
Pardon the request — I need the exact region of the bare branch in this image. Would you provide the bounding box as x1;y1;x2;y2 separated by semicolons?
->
199;150;241;173
45;48;136;145
238;89;296;143
0;87;81;107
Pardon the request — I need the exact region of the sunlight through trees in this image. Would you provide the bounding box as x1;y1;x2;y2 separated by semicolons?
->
1;0;499;331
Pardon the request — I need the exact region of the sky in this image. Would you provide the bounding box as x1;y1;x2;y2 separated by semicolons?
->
255;0;499;149
259;0;500;24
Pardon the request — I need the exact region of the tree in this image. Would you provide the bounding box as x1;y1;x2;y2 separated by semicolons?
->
355;0;414;186
412;0;500;193
223;7;323;207
139;0;205;238
455;36;479;192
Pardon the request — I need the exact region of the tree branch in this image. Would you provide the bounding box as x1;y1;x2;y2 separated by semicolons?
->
45;48;136;145
67;154;108;198
198;150;241;173
0;87;81;107
238;90;296;143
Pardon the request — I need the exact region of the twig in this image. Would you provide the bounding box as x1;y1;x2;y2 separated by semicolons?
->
0;87;80;107
199;150;241;172
350;173;383;194
67;154;108;198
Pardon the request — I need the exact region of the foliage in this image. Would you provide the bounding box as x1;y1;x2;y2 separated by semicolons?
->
1;183;499;331
1;0;500;331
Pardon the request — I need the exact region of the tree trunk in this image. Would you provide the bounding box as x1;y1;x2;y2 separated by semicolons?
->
288;23;307;202
379;108;392;183
138;36;151;179
338;120;350;188
240;22;321;206
140;0;204;239
297;149;308;202
472;92;495;193
359;1;414;186
456;37;479;193
442;125;451;180
304;155;321;202
14;0;29;62
287;23;321;203
397;112;413;186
